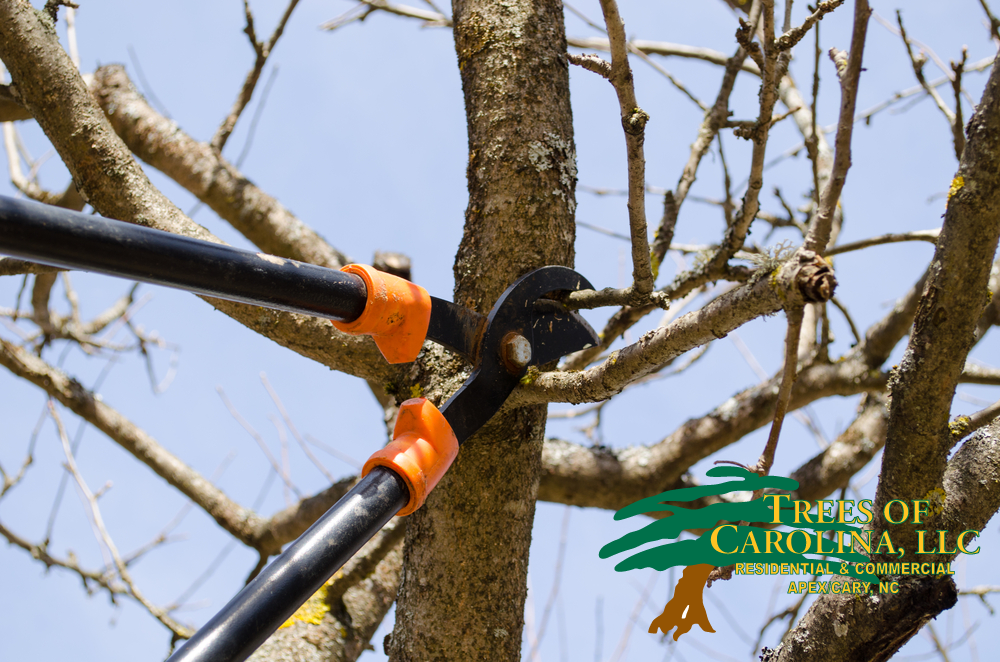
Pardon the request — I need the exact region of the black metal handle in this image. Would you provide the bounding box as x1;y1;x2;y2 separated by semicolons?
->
0;196;367;322
167;467;409;662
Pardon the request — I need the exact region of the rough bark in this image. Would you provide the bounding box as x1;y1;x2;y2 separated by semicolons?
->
768;54;1000;662
873;54;1000;560
385;0;577;659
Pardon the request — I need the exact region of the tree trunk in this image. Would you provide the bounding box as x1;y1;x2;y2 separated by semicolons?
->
386;0;577;659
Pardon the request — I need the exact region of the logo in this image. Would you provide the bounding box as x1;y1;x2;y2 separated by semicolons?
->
600;467;976;640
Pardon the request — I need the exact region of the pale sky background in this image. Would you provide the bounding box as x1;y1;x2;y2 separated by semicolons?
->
1;1;999;661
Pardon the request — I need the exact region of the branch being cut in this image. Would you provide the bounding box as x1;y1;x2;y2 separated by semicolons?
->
516;250;835;405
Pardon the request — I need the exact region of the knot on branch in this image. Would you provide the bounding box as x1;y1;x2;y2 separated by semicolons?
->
623;107;649;135
830;47;850;82
794;251;837;303
736;19;764;71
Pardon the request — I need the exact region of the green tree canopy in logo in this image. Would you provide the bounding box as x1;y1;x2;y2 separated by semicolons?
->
600;467;877;640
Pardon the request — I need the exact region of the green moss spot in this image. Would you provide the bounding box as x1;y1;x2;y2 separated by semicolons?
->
519;365;540;386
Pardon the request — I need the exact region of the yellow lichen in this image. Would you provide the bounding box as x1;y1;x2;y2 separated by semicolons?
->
923;488;947;518
279;581;334;629
519;365;540;386
947;176;964;205
409;384;424;399
650;250;661;280
949;416;971;438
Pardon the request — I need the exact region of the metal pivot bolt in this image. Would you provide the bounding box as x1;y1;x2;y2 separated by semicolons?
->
501;332;532;374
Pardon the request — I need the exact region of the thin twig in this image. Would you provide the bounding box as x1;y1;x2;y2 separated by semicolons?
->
893;11;961;162
823;229;940;256
804;0;871;253
64;5;79;69
925;622;953;662
49;402;193;638
979;0;1000;42
261;373;336;483
597;0;654;303
217;387;302;498
529;507;572;658
211;0;301;152
830;296;862;345
951;48;968;161
950;399;1000;442
608;571;658;662
753;304;806;478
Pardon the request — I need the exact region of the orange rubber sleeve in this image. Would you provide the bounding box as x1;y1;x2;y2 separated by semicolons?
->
330;264;431;364
362;398;459;516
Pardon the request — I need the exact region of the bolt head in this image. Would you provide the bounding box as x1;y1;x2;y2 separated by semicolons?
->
502;333;532;373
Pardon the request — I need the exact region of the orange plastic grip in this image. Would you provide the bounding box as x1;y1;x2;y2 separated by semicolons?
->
362;398;459;516
331;264;431;364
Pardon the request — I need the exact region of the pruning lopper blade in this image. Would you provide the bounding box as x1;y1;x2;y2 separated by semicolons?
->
432;265;599;443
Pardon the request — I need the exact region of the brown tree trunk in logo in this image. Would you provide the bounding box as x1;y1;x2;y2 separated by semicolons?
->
649;564;717;640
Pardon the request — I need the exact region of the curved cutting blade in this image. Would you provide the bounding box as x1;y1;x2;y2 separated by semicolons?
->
438;266;599;443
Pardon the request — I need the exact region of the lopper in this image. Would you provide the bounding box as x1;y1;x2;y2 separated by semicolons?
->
0;195;599;662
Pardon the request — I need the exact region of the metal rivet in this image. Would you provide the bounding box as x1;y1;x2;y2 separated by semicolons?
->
502;333;532;373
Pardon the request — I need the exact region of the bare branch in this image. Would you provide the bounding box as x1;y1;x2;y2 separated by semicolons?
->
537;358;886;511
211;0;301;152
321;0;451;29
951;47;969;160
950;398;1000;441
894;11;962;161
962;362;1000;385
517;250;834;405
91;66;349;269
566;52;611;79
774;0;844;51
823;229;940;256
597;0;654;302
0;11;394;382
0;338;268;550
804;0;871;253
873;54;1000;558
752;304;804;478
979;0;1000;42
49;402;193;638
568;36;760;74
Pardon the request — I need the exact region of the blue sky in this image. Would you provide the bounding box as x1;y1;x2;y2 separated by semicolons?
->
1;1;998;661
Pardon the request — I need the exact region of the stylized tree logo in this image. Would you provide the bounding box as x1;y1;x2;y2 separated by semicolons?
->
600;467;877;640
